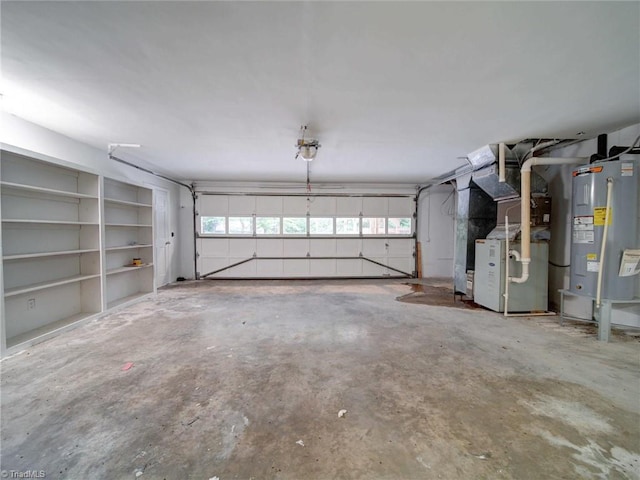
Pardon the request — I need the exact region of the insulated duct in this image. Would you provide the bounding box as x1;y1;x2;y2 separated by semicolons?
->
453;144;520;294
472;164;520;201
453;173;497;294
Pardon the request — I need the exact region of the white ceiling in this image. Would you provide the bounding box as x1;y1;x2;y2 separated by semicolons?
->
2;1;639;184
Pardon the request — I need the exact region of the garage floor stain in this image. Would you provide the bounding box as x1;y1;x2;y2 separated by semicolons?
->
1;279;639;479
396;280;480;309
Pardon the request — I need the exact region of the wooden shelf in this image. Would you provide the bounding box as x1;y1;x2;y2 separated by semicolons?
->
104;197;152;208
4;274;101;297
105;223;152;228
3;248;100;261
0;181;98;199
2;219;99;226
105;244;153;252
6;312;99;349
107;264;154;276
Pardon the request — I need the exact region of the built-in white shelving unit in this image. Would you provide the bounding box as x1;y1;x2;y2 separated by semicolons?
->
0;150;156;354
103;178;154;310
1;151;102;349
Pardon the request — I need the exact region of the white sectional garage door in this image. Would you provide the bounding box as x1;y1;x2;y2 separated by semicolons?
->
196;194;415;278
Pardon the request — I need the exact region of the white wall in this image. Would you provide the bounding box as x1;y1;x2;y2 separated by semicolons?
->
417;184;455;278
540;123;640;326
1;112;194;281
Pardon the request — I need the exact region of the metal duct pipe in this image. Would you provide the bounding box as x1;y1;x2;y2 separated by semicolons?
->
597;134;608;157
510;156;587;284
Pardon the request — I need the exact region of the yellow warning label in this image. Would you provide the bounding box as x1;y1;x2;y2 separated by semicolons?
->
594;207;612;226
587;253;597;260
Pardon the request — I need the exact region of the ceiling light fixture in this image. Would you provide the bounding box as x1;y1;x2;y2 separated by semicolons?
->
295;125;320;162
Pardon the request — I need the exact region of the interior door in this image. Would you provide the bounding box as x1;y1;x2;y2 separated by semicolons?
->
154;188;171;286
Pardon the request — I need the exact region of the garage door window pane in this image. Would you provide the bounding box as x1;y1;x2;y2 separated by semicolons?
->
362;218;385;235
336;218;360;235
283;217;307;235
256;217;280;235
310;217;333;235
228;217;253;235
388;218;412;235
201;216;226;234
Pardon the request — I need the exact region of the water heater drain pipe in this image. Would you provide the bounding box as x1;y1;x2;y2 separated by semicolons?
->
504;215;511;315
509;157;587;285
595;178;614;308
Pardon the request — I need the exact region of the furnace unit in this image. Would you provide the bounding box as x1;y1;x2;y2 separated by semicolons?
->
473;192;551;313
474;239;548;312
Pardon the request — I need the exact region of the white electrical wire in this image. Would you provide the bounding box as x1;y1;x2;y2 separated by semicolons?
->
599;134;640;162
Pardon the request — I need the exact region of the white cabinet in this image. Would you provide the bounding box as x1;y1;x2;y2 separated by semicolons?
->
1;151;102;349
0;151;157;354
103;178;155;309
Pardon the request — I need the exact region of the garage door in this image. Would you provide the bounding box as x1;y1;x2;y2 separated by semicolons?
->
195;194;415;278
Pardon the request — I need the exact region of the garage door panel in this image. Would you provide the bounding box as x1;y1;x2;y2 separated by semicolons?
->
336;197;362;215
256;239;283;256
363;257;388;276
200;238;229;256
310;238;336;256
283;239;309;257
309;197;336;215
389;197;414;216
227;196;255;215
256;196;283;215
387;238;414;255
362;197;387;216
224;258;257;276
283;259;309;276
336;239;361;256
362;238;388;256
201;257;231;274
336;259;362;276
196;193;414;279
283;197;307;215
256;259;283;276
229;238;256;257
310;259;337;276
199;195;228;214
389;256;414;274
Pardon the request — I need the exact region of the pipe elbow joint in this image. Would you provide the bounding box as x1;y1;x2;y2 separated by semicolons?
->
509;259;530;284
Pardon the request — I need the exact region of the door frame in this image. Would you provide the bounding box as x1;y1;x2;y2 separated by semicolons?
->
154;187;172;287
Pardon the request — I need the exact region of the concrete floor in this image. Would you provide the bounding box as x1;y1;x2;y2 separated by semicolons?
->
1;279;639;480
